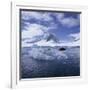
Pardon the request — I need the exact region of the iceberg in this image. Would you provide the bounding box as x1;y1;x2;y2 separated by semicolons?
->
28;47;68;61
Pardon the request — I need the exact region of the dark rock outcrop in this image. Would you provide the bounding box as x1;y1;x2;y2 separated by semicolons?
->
59;47;66;51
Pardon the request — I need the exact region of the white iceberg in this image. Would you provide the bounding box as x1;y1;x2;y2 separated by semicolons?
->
28;47;68;61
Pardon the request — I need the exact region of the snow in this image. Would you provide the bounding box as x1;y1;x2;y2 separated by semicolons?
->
22;29;80;47
22;39;80;47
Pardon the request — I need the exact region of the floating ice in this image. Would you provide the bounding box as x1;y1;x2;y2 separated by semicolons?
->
28;47;68;61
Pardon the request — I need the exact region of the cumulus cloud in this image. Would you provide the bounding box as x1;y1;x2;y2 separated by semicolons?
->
55;13;64;20
55;13;80;28
69;33;80;41
21;10;80;30
21;11;57;32
22;23;50;47
22;23;48;39
60;17;79;28
21;11;53;22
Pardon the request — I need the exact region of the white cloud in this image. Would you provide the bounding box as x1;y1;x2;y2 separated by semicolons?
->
22;23;48;39
56;13;80;28
55;13;64;20
22;23;49;47
69;33;80;41
60;17;79;28
21;11;53;22
22;11;80;28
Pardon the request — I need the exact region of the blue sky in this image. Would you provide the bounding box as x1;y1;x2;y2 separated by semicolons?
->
20;9;80;42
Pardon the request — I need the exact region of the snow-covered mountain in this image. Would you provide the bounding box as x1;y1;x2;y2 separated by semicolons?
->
22;32;60;47
22;30;80;47
34;38;80;47
43;33;59;43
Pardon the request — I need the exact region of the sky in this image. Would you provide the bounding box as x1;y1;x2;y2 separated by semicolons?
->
20;9;80;43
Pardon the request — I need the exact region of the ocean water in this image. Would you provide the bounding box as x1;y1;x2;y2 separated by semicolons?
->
20;46;80;79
